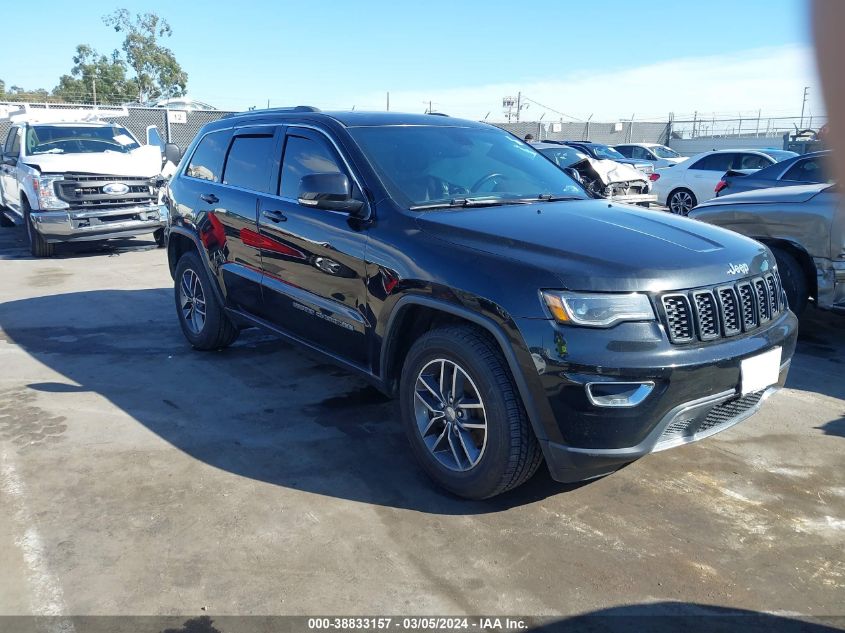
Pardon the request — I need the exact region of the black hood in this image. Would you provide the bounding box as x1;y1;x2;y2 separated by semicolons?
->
415;200;773;292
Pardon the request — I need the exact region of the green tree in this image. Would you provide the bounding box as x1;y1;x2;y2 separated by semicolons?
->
103;9;188;103
52;45;138;104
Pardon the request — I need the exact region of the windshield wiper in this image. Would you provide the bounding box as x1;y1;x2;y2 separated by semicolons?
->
410;197;537;210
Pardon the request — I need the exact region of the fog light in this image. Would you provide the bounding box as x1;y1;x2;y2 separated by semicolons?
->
586;381;654;408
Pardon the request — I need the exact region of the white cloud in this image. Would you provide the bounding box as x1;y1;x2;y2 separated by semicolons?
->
332;44;821;122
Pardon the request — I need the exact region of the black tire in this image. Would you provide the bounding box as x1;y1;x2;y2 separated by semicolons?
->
399;325;543;499
667;188;697;216
153;228;166;248
174;251;239;350
23;199;54;257
771;247;808;316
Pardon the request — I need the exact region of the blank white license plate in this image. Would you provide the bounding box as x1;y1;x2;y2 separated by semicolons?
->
740;347;782;395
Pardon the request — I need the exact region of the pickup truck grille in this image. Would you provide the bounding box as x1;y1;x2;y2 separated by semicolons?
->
54;173;156;210
659;271;785;344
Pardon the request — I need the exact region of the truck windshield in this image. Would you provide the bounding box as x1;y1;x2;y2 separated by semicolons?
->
26;125;141;155
348;125;587;208
652;145;680;158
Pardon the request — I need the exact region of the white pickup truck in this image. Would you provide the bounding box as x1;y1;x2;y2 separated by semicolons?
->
0;106;179;257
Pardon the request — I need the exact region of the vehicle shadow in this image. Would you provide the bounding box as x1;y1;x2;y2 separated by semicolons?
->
0;224;160;261
787;307;845;402
0;288;582;515
524;603;845;632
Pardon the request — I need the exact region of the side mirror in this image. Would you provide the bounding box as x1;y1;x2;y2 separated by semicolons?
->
164;143;182;165
298;172;365;215
2;154;16;167
563;167;582;183
146;125;164;149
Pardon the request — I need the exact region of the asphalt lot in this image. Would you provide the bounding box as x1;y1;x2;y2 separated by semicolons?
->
0;224;843;621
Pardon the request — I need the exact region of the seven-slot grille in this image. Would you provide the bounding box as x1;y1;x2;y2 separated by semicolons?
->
660;271;785;344
54;173;156;210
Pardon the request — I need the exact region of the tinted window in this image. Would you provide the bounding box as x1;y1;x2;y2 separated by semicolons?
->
222;134;276;192
186;130;230;182
4;127;20;155
280;134;344;199
614;145;633;158
734;153;773;170
782;157;829;183
689;153;735;171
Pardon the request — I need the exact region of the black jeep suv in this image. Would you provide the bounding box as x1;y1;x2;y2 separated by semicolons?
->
164;108;797;499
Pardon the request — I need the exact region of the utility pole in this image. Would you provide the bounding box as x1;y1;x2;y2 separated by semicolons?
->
92;76;97;106
516;92;522;123
386;92;390;111
800;86;809;128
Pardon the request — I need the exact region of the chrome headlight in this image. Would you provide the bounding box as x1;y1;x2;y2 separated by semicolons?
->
542;291;655;327
32;175;69;210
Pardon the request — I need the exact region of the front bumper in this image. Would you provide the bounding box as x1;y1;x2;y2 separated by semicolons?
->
609;193;658;205
516;309;799;483
31;205;167;243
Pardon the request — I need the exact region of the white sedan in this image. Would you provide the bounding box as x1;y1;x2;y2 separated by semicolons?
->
613;143;687;169
652;149;782;215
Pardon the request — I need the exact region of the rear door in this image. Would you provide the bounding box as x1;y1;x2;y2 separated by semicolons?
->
0;126;21;210
254;126;370;368
685;152;735;203
175;127;265;313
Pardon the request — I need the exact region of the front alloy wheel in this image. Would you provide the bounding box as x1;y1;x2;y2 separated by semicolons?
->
668;190;695;216
413;358;487;472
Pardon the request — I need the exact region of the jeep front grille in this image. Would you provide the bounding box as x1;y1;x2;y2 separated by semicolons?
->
660;272;785;344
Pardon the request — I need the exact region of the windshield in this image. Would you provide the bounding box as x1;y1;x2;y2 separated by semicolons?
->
538;147;589;168
652;145;680;158
26;125;141;155
588;144;627;160
349;125;587;207
760;149;800;162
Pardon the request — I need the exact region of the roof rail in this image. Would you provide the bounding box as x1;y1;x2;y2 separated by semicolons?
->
426;112;449;117
224;105;321;119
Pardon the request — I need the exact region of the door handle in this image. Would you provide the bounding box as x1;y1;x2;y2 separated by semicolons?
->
262;209;287;223
200;193;219;204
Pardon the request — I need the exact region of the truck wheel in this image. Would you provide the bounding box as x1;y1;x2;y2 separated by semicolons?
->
23;200;54;257
174;251;239;350
153;228;166;248
668;188;696;216
771;247;808;316
399;325;543;499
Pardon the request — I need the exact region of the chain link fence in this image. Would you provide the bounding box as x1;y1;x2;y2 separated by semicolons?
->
1;101;825;158
491;120;671;145
0;101;235;152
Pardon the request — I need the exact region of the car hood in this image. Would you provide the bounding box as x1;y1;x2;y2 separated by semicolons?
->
574;158;648;185
415;200;772;292
695;183;830;208
23;145;163;177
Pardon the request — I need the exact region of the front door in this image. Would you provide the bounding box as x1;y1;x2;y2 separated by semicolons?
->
0;127;21;211
255;126;370;369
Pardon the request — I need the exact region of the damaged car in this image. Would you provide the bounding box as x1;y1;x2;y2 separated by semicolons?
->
691;183;844;315
532;141;657;206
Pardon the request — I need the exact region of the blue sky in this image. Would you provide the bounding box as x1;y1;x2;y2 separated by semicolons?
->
2;0;818;120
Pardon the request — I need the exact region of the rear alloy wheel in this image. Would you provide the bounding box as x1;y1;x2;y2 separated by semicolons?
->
23;200;54;257
400;326;543;499
668;189;697;216
174;251;239;350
